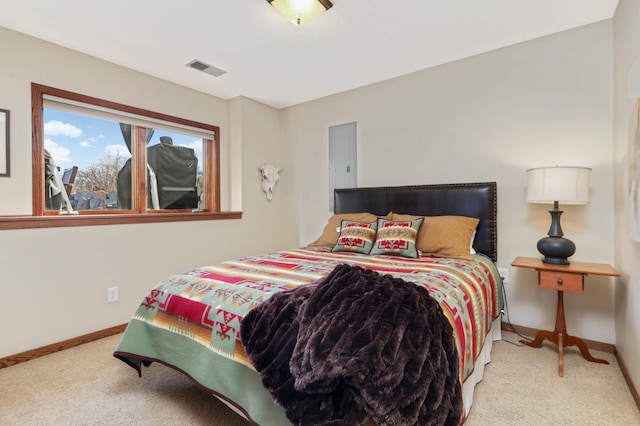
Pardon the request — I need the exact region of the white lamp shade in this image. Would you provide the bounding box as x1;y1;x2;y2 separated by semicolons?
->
526;166;591;204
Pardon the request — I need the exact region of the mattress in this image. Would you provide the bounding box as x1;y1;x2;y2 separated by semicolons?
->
114;247;502;424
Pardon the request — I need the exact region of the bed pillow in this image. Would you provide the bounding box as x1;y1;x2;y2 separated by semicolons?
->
369;218;423;259
391;213;479;260
469;231;477;254
331;220;378;254
308;212;392;247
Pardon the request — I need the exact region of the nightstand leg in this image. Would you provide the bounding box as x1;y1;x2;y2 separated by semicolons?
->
520;330;554;347
558;332;564;377
520;291;566;349
564;335;609;365
520;290;609;374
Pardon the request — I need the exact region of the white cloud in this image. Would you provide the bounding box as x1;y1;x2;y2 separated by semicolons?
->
44;120;82;138
105;144;131;158
44;139;71;165
79;141;92;148
179;139;203;156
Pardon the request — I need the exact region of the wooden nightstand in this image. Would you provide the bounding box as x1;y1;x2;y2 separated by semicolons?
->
511;256;620;377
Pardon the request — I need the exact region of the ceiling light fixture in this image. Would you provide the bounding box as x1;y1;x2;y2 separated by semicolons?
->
266;0;333;25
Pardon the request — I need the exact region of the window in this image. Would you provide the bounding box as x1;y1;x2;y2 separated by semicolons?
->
8;83;241;229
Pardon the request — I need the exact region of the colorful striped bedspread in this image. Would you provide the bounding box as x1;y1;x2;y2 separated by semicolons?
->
114;247;502;423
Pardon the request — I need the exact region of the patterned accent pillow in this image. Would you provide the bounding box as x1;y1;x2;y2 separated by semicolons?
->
331;220;378;254
308;212;392;247
391;213;479;260
369;218;423;258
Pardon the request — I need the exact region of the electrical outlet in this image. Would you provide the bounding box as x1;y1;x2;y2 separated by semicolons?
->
107;286;119;303
498;268;509;284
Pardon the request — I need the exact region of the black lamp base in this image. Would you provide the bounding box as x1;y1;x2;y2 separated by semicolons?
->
537;236;576;265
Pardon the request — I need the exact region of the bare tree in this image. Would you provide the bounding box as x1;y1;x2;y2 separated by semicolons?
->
74;151;129;193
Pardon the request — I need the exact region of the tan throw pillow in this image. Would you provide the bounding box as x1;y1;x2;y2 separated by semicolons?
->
391;213;479;260
308;212;392;247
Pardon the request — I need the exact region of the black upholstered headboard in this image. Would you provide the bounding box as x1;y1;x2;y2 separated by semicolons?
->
334;182;497;261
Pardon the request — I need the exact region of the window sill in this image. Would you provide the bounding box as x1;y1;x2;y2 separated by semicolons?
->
0;211;243;230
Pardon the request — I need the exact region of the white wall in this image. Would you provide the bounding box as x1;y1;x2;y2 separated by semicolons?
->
0;27;297;357
282;21;616;343
1;17;629;375
613;0;640;395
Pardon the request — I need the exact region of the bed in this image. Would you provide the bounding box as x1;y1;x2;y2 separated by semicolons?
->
114;181;502;425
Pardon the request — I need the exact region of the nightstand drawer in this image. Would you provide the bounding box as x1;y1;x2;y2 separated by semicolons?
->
539;271;584;293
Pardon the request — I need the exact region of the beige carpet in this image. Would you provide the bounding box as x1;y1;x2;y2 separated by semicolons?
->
0;331;638;425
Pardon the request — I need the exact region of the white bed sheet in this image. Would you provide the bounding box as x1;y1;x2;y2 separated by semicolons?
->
462;316;502;418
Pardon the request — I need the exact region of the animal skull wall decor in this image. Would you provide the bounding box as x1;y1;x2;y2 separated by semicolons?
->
259;164;283;201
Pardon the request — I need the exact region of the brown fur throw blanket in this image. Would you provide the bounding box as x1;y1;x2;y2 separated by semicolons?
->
240;264;461;426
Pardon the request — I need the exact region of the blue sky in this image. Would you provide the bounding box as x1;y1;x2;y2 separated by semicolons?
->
43;109;203;171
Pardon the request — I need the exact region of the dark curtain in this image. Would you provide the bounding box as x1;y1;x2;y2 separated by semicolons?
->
119;123;155;153
116;124;155;209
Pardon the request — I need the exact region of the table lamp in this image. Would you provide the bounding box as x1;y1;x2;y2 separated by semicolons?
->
526;166;591;265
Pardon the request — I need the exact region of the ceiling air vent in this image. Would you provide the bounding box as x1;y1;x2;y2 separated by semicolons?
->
186;60;227;77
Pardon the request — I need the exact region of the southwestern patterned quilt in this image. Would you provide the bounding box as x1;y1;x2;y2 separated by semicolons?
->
114;247;502;425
